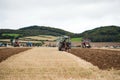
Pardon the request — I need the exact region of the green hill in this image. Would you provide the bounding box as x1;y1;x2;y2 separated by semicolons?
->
80;25;120;42
0;25;74;39
19;25;73;36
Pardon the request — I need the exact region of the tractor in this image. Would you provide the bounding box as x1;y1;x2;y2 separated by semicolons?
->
58;36;71;51
12;37;20;47
81;39;91;48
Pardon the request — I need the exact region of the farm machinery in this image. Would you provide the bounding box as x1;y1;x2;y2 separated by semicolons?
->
13;38;20;47
11;37;20;47
81;39;91;48
58;36;71;51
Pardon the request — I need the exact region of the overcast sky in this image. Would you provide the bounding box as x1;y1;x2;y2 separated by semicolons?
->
0;0;120;33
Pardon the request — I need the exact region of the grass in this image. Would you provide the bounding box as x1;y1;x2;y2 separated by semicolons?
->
2;33;21;37
71;37;82;42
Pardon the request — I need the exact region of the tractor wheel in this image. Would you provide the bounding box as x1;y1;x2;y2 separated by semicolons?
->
58;47;62;51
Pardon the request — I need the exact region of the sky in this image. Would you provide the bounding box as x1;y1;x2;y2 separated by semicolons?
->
0;0;120;33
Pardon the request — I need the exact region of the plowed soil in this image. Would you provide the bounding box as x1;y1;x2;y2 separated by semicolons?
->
0;48;30;62
69;48;120;70
0;47;120;80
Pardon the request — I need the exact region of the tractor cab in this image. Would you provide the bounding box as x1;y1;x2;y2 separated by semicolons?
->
58;36;71;51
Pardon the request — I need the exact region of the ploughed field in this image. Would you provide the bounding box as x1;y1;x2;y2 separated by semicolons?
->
69;48;120;70
0;48;30;62
0;47;120;80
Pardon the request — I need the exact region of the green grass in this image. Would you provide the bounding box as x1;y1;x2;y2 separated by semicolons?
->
2;33;21;37
71;38;82;42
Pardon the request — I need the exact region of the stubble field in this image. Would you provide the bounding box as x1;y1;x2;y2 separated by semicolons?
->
0;47;120;80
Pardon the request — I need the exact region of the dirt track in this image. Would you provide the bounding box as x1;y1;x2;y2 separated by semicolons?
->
0;47;120;80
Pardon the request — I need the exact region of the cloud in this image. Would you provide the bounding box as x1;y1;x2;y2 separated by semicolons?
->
0;0;120;33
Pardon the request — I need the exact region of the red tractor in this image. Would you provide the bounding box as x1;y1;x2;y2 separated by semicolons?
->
81;39;91;48
14;41;19;47
13;38;20;47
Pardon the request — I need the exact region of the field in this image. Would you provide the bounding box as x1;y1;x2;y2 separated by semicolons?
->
71;38;82;42
71;42;120;48
0;35;58;46
0;47;120;80
23;35;58;41
69;48;120;70
2;33;21;37
0;48;30;62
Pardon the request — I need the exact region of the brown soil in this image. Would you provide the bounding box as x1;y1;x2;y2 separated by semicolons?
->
69;48;120;70
72;42;120;47
0;48;31;62
0;47;120;80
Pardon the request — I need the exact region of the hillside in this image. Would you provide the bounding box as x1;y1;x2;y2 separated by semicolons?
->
0;25;74;39
19;25;73;36
80;25;120;42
